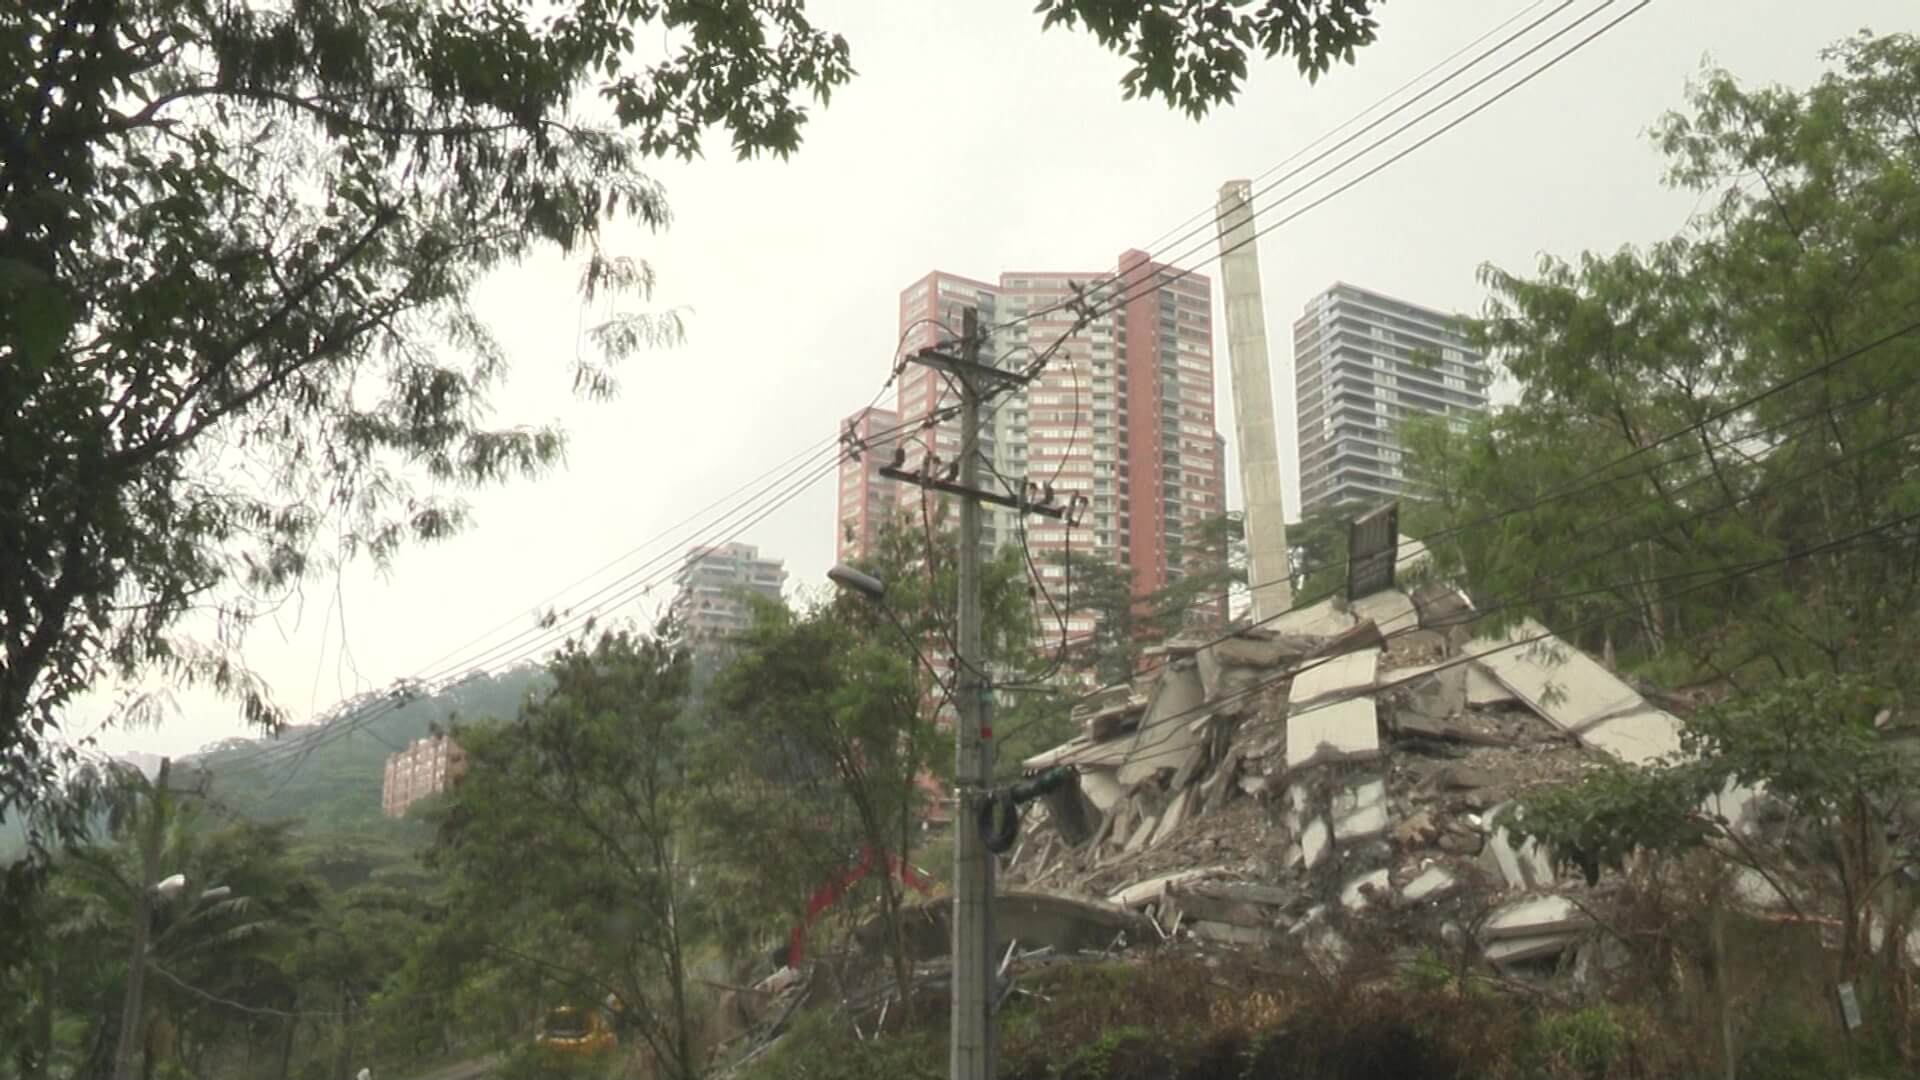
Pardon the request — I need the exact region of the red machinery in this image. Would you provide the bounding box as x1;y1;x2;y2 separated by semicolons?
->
786;847;934;968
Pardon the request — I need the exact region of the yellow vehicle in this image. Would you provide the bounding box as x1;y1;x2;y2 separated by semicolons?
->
534;1005;616;1057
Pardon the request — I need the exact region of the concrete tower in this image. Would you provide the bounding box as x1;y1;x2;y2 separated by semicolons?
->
1214;180;1292;621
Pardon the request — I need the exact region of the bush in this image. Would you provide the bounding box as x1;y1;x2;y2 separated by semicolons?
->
1528;1006;1627;1079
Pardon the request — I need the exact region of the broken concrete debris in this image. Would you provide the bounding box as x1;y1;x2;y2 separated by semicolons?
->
984;577;1836;991
1003;581;1738;976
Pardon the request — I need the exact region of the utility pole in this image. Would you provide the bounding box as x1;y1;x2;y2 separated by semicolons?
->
113;756;169;1080
951;308;994;1080
876;308;1069;1080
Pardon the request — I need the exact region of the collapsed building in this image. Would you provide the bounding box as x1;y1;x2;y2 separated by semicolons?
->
1001;535;1754;973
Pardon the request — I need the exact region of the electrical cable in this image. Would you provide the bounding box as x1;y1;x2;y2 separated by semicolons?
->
981;0;1608;343
964;0;1652;509
1098;0;1562;305
217;403;966;778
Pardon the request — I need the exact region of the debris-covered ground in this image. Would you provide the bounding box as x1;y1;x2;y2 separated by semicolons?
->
999;558;1730;972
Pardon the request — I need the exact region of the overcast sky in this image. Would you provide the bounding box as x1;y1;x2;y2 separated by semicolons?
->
82;0;1912;761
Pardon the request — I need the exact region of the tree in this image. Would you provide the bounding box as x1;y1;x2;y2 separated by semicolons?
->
1036;0;1382;114
1401;30;1920;1066
2;0;1393;1031
699;516;1036;999
1404;32;1920;681
430;627;703;1080
1148;512;1246;635
0;0;857;884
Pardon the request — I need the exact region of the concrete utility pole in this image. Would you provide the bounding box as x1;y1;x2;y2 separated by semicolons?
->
112;756;169;1080
950;309;995;1080
875;308;1069;1080
1215;180;1292;622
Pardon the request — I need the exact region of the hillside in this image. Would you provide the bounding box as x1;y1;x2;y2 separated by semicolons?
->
192;665;552;833
1;666;551;863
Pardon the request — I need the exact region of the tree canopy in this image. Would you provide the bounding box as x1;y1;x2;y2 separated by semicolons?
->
1397;30;1920;1049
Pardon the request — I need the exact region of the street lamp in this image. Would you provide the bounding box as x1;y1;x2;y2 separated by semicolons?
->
827;564;886;602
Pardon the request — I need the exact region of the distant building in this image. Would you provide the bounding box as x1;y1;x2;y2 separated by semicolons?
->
839;251;1227;624
1293;283;1491;515
836;406;904;563
671;542;788;645
381;734;466;818
671;542;788;695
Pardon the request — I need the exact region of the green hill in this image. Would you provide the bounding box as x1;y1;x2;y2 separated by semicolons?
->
192;665;551;834
2;665;551;865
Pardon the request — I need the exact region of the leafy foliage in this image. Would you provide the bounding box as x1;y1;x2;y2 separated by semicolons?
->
1404;32;1920;678
1035;0;1382;115
1414;33;1920;1058
431;627;703;1080
698;516;1035;995
0;0;856;885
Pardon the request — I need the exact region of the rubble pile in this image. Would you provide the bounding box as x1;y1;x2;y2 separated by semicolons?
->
1004;570;1721;971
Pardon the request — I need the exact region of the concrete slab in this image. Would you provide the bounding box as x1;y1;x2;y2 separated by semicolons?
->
1168;887;1275;929
1266;596;1358;638
1466;663;1517;706
1484;933;1578;965
1485;895;1588;939
1025;733;1135;771
1402;866;1457;902
1467;619;1646;732
1582;707;1684;765
1351;589;1419;635
1190;920;1280;947
1119;662;1207;787
1396;664;1467;722
1289;648;1381;705
1412;582;1475;629
1124;809;1161;854
1108;868;1222;909
1286;698;1382;769
1146;788;1193;847
1341;868;1392;911
1082;700;1143;741
1486;827;1528;890
1196;745;1243;815
1078;768;1125;812
1288;905;1351;973
1300;817;1331;869
1332;778;1390;842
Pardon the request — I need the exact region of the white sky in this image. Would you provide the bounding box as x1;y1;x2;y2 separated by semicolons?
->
83;0;1914;760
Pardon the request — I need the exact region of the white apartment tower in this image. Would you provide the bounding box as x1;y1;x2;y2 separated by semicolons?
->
1293;283;1491;515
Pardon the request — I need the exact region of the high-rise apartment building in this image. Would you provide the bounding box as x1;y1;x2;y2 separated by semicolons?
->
382;734;466;818
836;406;902;562
838;250;1225;632
670;542;787;645
1293;283;1491;515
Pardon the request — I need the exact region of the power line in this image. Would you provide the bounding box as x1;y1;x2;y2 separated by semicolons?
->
975;0;1589;340
967;0;1650;495
1107;0;1562;290
219;404;968;780
983;0;1618;343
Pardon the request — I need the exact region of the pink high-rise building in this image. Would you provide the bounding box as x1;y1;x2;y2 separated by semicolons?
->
836;406;903;563
837;249;1226;639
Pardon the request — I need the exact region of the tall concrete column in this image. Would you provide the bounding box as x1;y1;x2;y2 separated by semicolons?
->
1215;180;1292;622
